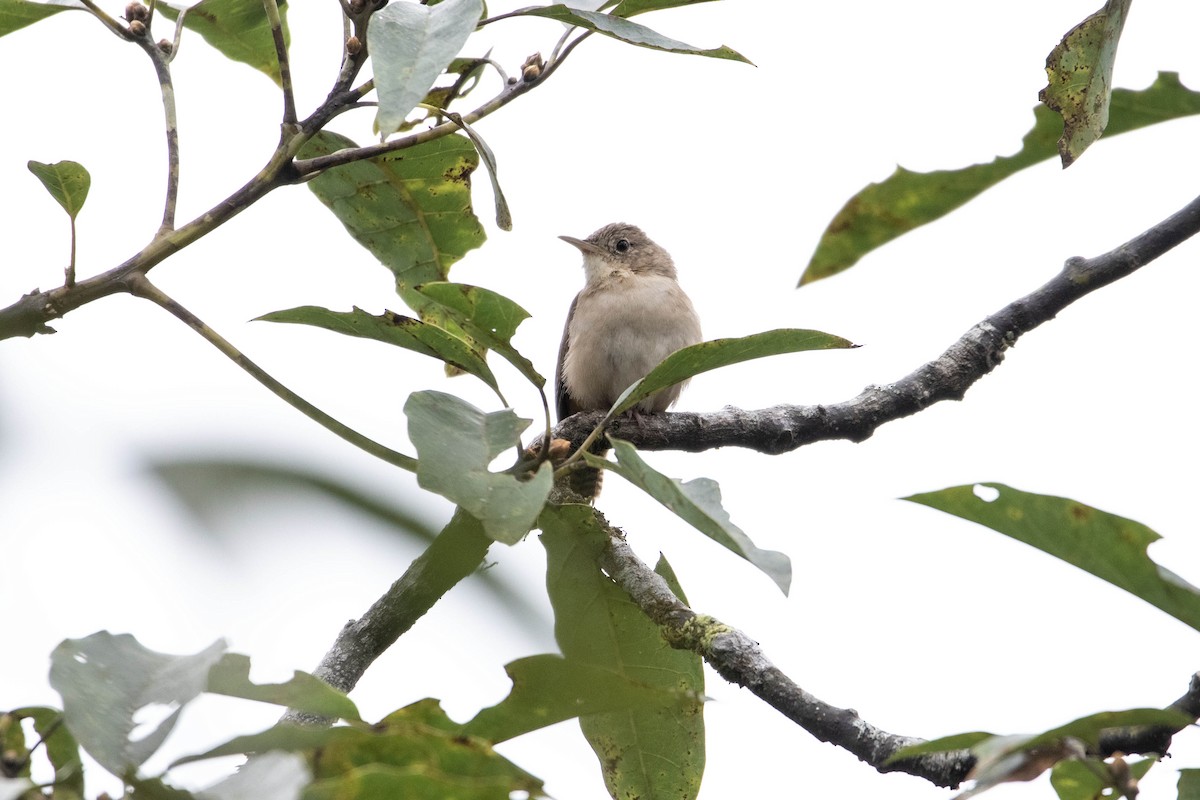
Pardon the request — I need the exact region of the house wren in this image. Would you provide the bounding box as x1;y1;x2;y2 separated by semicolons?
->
555;222;703;422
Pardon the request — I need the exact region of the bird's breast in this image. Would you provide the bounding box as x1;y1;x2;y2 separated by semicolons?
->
563;274;702;411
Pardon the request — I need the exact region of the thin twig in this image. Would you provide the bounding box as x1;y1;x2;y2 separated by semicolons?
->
78;0;134;39
131;36;181;234
262;0;297;125
125;273;417;472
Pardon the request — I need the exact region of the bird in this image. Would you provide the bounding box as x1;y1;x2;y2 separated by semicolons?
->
555;222;703;422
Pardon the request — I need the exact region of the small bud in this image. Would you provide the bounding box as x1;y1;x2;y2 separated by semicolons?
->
125;2;148;21
345;35;362;55
157;38;173;55
348;0;365;12
521;52;544;83
128;19;146;36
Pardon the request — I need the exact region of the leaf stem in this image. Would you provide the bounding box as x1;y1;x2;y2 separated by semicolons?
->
65;216;77;288
126;273;418;472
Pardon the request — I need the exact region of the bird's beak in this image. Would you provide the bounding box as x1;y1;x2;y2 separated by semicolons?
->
559;235;604;255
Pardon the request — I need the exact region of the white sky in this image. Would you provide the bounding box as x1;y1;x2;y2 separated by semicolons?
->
3;2;1200;799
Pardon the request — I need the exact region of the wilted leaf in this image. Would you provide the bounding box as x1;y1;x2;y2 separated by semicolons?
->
406;391;551;543
1039;0;1131;166
905;483;1200;632
301;131;485;288
802;72;1200;284
49;632;226;775
540;504;705;800
158;0;291;86
368;0;484;137
256;305;502;397
207;654;360;721
607;328;855;418
446;115;512;230
588;438;791;594
462;654;696;743
509;4;748;62
27;160;89;219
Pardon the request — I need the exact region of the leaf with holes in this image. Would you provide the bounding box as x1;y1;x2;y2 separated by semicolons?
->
905;483;1200;632
49;632;226;776
301;131;485;288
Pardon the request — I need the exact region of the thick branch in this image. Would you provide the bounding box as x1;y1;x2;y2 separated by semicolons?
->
594;512;1198;786
553;190;1200;454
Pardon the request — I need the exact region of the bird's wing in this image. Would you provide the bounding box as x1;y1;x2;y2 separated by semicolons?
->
555;293;580;422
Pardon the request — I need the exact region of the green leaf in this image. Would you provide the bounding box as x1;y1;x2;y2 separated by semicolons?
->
307;700;542;799
8;707;83;797
405;391;551;544
158;0;291;86
172;723;357;766
1051;755;1155;800
301;131;486;287
48;632;226;775
1179;769;1200;800
589;438;791;595
0;0;76;37
540;504;705;800
611;0;718;17
1024;708;1191;752
905;483;1200;632
207;654;361;721
606;328;855;418
509;5;749;63
1039;0;1131;167
802;72;1200;284
255;305;502;398
368;0;484;138
27;160;90;220
462;654;697;743
403;282;543;388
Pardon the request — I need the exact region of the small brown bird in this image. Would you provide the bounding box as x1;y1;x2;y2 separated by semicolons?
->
555;223;703;422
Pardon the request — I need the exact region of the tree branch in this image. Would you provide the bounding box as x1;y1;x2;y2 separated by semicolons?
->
126;273;417;471
131;33;181;233
552;189;1200;455
592;508;1198;786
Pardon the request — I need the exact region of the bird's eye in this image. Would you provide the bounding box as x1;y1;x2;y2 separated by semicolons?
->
614;239;630;253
